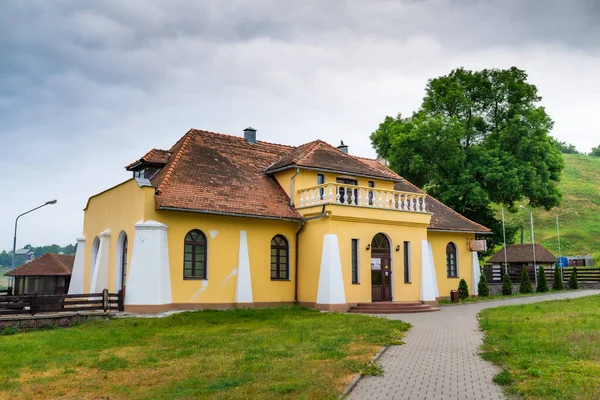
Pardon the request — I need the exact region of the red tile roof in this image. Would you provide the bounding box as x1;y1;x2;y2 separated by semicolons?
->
394;180;491;233
487;244;557;263
125;148;171;170
150;129;303;220
265;140;402;180
5;253;74;276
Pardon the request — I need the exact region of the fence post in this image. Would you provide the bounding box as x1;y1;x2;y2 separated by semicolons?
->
30;292;37;316
7;287;12;296
102;289;109;312
117;288;124;312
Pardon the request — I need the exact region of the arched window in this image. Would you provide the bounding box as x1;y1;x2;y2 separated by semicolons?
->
271;235;289;280
184;230;207;279
446;242;458;277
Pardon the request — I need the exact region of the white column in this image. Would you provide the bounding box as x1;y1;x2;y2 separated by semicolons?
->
235;230;253;303
316;234;346;305
90;229;110;293
420;240;439;301
472;251;480;296
68;236;86;294
125;220;172;306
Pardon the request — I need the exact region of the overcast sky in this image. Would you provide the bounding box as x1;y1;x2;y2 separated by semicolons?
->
1;0;599;250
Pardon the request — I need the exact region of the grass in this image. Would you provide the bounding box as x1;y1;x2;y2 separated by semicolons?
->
438;290;579;305
0;265;9;289
499;154;600;263
0;306;409;399
479;295;600;399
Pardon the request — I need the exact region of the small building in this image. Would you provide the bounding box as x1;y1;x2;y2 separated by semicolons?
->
15;248;35;263
485;244;557;283
5;253;74;295
558;255;594;267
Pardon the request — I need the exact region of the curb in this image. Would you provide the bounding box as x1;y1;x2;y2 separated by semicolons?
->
339;345;389;399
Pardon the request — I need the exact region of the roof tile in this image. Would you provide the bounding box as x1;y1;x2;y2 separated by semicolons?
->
5;253;74;276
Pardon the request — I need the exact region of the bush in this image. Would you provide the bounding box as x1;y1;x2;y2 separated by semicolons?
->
519;266;533;294
501;273;512;296
568;267;579;289
458;279;469;300
552;265;564;291
478;273;490;297
536;266;549;293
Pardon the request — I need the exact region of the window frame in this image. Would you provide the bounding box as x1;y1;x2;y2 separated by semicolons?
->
351;239;360;284
183;229;208;280
317;174;325;200
446;242;458;278
403;241;411;283
270;235;290;280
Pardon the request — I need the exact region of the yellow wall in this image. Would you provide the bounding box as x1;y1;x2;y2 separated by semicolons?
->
427;231;475;298
83;179;151;292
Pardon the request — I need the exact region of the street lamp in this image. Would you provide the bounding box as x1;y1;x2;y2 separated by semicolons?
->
520;205;537;287
11;200;58;273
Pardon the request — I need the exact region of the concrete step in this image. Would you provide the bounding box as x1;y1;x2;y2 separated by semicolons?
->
349;301;440;314
350;307;440;314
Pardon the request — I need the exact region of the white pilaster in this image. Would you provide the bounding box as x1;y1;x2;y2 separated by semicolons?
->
68;236;86;294
316;234;346;305
125;220;172;306
90;229;110;293
472;251;481;296
235;230;253;303
420;240;439;301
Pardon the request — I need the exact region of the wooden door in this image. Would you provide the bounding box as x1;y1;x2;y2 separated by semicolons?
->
371;256;392;302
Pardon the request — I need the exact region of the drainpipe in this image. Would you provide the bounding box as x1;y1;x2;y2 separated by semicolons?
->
294;205;329;304
289;168;300;206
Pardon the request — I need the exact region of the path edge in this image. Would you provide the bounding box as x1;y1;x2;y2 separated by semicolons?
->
339;345;389;399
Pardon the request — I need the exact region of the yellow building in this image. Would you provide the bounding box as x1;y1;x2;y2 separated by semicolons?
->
68;128;490;313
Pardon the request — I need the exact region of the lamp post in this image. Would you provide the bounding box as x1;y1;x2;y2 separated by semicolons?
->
520;205;537;287
11;200;58;273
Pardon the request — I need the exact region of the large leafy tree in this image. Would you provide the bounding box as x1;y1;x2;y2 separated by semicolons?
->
371;67;564;250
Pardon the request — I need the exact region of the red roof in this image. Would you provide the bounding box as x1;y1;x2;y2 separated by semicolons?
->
125;148;171;170
5;253;74;276
487;244;557;263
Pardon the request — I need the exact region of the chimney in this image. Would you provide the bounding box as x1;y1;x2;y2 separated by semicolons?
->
243;127;257;143
337;140;348;154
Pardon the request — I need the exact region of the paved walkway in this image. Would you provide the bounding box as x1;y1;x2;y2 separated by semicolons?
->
348;290;600;400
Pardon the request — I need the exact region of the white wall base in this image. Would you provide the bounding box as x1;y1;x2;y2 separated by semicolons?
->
90;230;110;293
68;236;86;295
316;234;346;305
420;240;439;301
472;252;481;296
235;230;253;303
125;220;172;306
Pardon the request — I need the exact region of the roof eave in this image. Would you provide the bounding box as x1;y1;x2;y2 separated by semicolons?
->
157;206;303;222
427;228;493;235
264;165;401;182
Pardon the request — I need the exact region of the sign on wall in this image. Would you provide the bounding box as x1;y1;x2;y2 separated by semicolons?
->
371;258;381;270
468;240;487;252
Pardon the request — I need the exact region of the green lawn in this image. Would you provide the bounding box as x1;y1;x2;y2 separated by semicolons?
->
0;306;409;399
479;295;600;399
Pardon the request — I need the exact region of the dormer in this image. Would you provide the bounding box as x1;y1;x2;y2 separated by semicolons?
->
125;149;170;180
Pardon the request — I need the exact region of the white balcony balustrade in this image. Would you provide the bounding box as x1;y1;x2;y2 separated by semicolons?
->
297;183;428;213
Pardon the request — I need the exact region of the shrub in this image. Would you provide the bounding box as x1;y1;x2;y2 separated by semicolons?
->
501;273;512;296
552;265;564;291
478;273;490;297
458;279;469;300
536;266;549;293
519;266;533;294
568;267;579;289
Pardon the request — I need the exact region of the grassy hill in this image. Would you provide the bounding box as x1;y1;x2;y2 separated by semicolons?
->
501;154;600;263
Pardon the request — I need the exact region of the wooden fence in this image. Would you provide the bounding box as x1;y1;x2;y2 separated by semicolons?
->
0;289;123;316
483;265;600;284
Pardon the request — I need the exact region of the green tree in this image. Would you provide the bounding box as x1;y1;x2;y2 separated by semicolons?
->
458;278;469;300
591;145;600;157
568;267;579;289
478;273;490;297
501;273;513;296
519;266;533;294
552;265;564;291
371;67;564;252
553;140;581;155
536;267;549;293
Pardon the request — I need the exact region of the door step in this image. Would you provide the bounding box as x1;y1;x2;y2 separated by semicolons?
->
349;301;440;314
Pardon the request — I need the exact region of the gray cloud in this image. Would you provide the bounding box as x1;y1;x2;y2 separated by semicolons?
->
0;0;598;249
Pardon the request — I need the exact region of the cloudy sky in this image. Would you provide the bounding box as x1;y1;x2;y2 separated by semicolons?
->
1;0;599;250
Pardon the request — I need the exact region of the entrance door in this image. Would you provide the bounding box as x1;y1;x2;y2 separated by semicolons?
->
371;233;392;302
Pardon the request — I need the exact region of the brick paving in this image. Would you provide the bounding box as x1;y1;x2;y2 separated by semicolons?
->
348;290;600;400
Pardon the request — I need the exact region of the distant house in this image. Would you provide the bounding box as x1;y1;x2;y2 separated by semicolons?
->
558;255;594;267
5;253;74;295
15;248;35;263
484;244;557;283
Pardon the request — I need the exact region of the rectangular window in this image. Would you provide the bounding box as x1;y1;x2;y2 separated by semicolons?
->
351;239;359;284
403;241;411;283
317;174;325;200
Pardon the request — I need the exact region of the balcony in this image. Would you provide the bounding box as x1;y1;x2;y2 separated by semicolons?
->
297;183;428;213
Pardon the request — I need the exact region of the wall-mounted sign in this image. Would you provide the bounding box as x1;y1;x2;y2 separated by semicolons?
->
468;240;487;252
371;258;381;270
